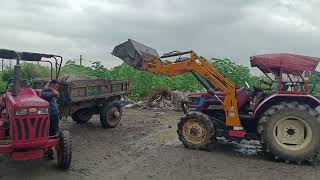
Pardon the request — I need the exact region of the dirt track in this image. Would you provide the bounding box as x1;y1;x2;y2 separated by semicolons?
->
0;108;319;180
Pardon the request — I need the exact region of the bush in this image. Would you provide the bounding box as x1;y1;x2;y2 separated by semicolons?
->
0;63;51;92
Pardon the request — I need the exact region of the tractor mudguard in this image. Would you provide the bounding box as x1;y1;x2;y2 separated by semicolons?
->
254;94;320;119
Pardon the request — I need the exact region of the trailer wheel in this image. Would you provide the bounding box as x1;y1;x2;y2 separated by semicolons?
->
71;108;94;124
100;100;122;128
258;102;320;163
57;131;72;170
177;111;215;150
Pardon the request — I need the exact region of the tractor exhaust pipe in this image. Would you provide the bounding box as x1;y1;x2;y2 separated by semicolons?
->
12;53;22;96
13;65;21;96
111;39;159;70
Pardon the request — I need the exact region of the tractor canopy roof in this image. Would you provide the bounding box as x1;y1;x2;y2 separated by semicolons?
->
0;49;58;61
250;53;320;74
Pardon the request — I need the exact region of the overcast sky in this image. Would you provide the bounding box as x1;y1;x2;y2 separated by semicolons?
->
0;0;319;72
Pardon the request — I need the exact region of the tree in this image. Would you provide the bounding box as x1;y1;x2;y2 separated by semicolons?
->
308;71;320;96
210;58;260;87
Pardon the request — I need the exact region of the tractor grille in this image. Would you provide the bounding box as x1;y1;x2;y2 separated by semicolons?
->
13;116;49;141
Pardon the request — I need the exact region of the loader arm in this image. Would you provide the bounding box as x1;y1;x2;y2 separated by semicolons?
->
112;39;241;127
141;51;241;127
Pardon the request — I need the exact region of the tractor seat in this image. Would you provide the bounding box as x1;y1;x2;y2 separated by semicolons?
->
235;88;250;108
213;88;250;108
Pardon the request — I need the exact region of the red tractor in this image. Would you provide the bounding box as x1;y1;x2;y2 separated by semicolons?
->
0;49;71;169
112;39;320;163
182;53;320;163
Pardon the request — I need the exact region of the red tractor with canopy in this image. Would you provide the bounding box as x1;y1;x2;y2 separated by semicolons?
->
112;39;320;163
0;49;71;169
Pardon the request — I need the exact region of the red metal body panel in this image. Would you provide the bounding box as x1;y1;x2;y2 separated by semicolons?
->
189;88;250;109
0;138;59;160
229;130;246;138
12;149;44;161
0;88;60;161
0;121;4;139
250;53;320;73
254;94;320;118
5;88;49;143
7;88;48;108
189;92;211;98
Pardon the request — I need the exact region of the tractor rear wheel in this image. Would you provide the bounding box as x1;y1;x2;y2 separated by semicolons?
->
258;102;320;163
71;108;94;124
57;131;72;169
100;100;122;128
177;111;215;150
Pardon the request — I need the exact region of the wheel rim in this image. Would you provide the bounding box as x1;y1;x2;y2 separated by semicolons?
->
182;119;207;145
273;116;312;151
108;107;120;122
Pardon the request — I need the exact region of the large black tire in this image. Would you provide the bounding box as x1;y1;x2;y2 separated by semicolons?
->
71;108;94;124
57;131;72;170
258;102;320;163
177;111;215;150
100;100;122;128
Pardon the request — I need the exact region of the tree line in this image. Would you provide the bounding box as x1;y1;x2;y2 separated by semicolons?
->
0;58;319;99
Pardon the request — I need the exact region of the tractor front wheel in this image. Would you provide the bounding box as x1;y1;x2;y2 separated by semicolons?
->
57;130;72;169
258;102;320;163
177;111;215;150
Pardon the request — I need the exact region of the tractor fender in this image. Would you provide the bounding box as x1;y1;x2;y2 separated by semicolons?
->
254;94;320;119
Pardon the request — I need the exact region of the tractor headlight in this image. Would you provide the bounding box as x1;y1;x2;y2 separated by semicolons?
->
15;109;28;116
37;108;49;115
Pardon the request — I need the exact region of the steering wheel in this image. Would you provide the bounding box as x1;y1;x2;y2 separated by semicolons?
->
21;80;32;88
6;79;32;91
244;82;263;98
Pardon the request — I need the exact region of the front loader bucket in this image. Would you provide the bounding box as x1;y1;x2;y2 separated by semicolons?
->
111;39;159;69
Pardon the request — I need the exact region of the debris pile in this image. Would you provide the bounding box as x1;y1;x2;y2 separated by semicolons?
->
123;100;147;108
171;90;190;109
148;89;174;110
124;89;190;111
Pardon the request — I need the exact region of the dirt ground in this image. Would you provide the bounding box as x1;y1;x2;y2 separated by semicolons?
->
0;108;319;180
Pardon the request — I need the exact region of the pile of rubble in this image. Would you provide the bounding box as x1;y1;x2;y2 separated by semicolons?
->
123;89;190;111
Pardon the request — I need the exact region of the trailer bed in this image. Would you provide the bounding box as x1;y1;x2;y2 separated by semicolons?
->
58;79;131;117
59;79;130;103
